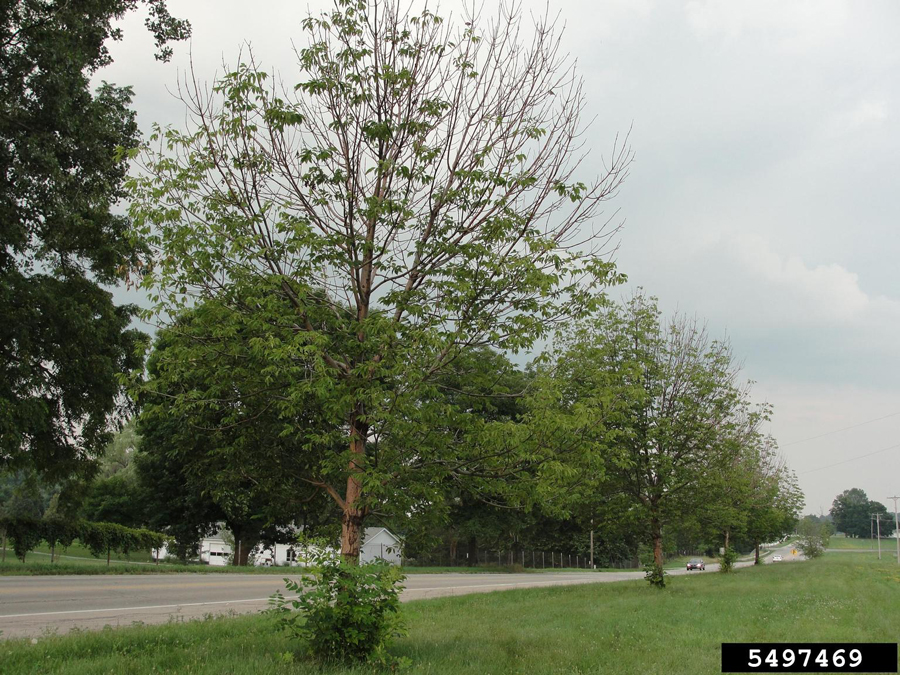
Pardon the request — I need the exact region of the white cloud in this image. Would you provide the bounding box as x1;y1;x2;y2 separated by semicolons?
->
727;234;872;322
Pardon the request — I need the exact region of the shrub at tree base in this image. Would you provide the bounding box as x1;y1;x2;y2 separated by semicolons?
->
644;562;667;588
719;547;738;573
270;548;406;666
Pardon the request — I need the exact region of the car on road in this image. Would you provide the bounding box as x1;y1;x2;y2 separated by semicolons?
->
772;555;783;562
686;558;706;571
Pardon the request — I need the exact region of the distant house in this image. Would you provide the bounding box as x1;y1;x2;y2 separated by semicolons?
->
155;524;402;566
360;527;402;565
153;525;236;566
154;524;303;567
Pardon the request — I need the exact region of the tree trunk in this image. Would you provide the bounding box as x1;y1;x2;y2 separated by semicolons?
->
2;532;7;563
724;529;730;552
754;542;760;565
51;542;55;563
467;536;477;567
233;540;257;566
340;507;364;565
228;526;259;566
651;517;664;569
340;413;368;565
107;545;111;567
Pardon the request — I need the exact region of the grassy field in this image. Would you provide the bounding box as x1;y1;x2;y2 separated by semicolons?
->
828;535;899;550
3;553;897;674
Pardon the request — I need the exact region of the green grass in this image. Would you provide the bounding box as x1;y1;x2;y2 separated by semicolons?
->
3;553;897;674
29;540;156;563
828;535;898;550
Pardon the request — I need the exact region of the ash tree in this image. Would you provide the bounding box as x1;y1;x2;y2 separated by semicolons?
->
0;0;189;483
549;293;756;585
128;0;631;562
740;439;803;563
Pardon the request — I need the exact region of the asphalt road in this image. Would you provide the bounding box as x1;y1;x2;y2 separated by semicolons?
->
0;554;781;639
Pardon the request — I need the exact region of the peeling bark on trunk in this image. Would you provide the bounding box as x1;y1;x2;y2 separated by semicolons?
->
340;413;368;565
341;507;364;565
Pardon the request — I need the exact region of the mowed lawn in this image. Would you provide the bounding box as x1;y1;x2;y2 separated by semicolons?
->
828;535;896;550
2;554;898;675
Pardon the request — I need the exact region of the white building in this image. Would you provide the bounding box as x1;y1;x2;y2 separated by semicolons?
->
360;527;402;565
155;525;402;566
153;525;235;566
200;527;233;566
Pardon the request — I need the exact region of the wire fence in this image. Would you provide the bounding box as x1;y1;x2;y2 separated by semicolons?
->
403;548;642;570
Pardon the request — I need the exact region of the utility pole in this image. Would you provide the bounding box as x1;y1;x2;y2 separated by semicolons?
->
889;497;900;565
876;513;882;560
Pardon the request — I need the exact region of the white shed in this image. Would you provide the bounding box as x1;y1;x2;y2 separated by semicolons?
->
359;527;402;565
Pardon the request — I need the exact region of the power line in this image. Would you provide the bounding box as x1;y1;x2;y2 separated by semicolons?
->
799;442;900;475
782;410;900;447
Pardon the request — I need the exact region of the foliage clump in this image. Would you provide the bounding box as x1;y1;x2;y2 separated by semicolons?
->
643;562;666;588
270;545;407;666
797;517;832;559
719;547;738;573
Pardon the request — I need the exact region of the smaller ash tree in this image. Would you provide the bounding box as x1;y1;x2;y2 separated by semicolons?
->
128;0;631;564
548;293;760;587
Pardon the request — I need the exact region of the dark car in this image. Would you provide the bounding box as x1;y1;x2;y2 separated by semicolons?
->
686;558;705;571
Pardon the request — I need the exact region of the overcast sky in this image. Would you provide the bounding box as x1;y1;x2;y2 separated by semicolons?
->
99;0;900;515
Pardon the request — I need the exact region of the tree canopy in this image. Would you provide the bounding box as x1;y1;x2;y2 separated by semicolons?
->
544;293;770;583
830;488;894;538
136;297;340;564
128;0;631;561
0;0;189;482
